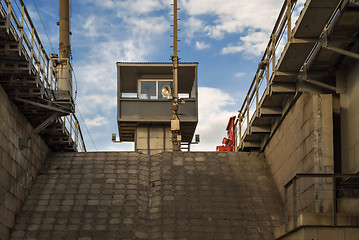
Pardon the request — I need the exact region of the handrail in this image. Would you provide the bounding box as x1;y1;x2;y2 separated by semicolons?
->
235;0;346;150
1;0;86;152
283;173;359;233
62;113;87;152
235;0;299;149
2;0;54;91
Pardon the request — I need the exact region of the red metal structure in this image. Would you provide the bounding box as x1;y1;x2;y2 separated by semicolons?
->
216;116;236;152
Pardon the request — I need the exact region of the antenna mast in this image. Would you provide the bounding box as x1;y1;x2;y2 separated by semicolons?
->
171;0;181;151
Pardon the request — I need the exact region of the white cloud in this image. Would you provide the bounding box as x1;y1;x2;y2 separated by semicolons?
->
191;87;238;151
70;1;168;151
181;0;281;39
82;15;99;38
85;115;109;127
195;41;210;50
183;17;204;40
235;72;245;78
81;0;168;17
221;30;269;56
76;94;117;116
126;16;170;37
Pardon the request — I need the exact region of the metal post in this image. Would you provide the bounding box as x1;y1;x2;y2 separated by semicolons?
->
293;177;297;228
272;33;276;72
57;0;73;101
255;73;259;116
69;113;73;143
29;27;34;73
238;112;243;148
246;96;250;133
332;175;337;226
59;0;70;59
62;116;66;132
18;5;24;56
284;186;288;233
171;0;181;151
287;0;292;40
46;58;50;88
5;0;12;33
266;58;270;95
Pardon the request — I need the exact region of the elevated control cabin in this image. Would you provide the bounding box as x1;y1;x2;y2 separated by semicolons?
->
117;62;198;154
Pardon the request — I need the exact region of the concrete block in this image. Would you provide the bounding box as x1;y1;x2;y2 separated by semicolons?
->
0;205;15;228
150;127;164;138
0;224;9;240
136;127;148;137
150;138;165;149
345;228;359;240
4;192;17;212
136;138;148;150
318;228;345;240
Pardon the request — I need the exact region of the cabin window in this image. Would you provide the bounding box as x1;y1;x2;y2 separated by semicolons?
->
140;81;156;99
139;79;172;100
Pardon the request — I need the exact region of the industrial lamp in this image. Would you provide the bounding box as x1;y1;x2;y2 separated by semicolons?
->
161;85;172;98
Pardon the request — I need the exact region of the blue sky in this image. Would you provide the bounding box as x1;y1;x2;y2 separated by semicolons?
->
22;0;302;151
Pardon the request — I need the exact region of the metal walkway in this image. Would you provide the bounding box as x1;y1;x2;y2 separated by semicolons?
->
0;0;85;152
237;0;359;151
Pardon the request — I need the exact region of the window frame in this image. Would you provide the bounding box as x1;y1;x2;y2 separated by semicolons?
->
138;79;173;100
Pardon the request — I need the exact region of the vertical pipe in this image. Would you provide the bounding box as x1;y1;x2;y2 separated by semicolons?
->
172;0;180;151
59;0;70;59
57;0;73;101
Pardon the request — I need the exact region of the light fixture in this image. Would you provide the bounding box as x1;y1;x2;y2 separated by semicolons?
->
161;85;172;98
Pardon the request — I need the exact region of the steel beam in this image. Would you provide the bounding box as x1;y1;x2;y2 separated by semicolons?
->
271;83;296;93
259;106;282;116
323;45;359;60
12;97;71;113
250;125;271;134
19;112;62;149
242;141;261;148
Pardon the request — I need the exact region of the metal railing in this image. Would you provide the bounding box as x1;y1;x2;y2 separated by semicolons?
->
62;113;86;152
2;0;56;91
283;173;359;233
234;0;345;150
234;0;302;149
1;0;86;152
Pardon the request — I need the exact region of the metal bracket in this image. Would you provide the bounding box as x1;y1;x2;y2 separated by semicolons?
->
19;112;62;150
322;27;359;60
12;97;71;114
349;0;359;7
301;63;337;92
322;45;359;60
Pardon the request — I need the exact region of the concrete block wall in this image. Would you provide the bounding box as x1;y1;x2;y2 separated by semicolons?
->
264;93;334;215
136;126;172;155
10;151;284;239
278;226;359;240
0;84;50;239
